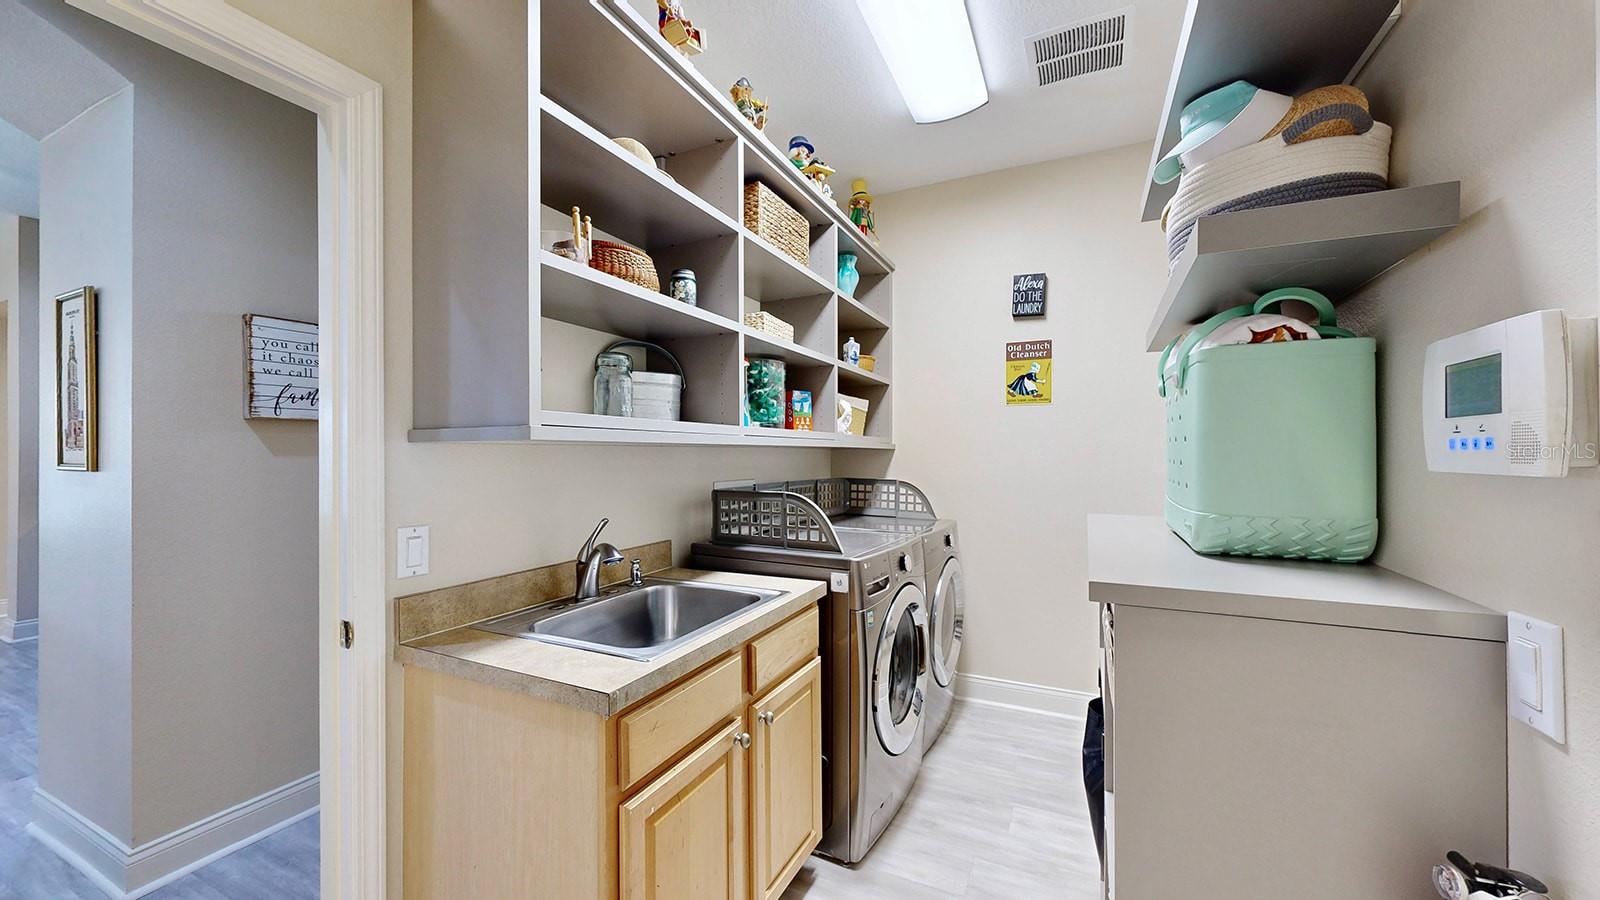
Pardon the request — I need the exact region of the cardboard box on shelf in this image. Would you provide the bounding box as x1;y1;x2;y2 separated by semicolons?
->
837;393;869;437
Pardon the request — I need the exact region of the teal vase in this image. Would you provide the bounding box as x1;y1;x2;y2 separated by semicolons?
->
837;253;860;298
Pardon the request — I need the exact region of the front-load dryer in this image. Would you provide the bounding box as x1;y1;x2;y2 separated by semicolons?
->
921;520;964;750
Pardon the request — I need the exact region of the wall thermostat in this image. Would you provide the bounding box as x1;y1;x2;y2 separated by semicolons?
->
1423;310;1597;477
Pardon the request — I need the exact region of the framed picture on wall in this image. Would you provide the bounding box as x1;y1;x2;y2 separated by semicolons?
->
56;286;98;471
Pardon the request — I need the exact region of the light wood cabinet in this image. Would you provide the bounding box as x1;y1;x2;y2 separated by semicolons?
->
403;605;821;900
620;718;748;900
749;657;823;900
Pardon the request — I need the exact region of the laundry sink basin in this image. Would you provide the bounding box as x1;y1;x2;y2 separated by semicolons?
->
473;579;785;661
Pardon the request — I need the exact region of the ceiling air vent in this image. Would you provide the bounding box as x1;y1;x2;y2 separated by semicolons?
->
1028;10;1130;87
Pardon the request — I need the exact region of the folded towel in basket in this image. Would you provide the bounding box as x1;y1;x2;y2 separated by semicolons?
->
1166;122;1392;269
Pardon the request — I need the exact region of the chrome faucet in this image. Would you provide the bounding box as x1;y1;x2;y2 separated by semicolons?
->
575;518;625;600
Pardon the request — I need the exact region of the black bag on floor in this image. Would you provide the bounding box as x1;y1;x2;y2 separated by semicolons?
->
1083;696;1105;866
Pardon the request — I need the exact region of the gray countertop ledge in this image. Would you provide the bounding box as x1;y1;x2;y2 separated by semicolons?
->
1088;515;1507;643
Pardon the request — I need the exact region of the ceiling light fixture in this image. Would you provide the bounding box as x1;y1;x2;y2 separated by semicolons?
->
854;0;989;124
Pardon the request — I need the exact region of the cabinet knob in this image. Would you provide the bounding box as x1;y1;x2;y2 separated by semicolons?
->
758;711;775;726
733;732;752;749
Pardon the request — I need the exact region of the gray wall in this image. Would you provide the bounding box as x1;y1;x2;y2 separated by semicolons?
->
1338;0;1598;889
26;0;318;849
7;214;38;634
36;85;137;842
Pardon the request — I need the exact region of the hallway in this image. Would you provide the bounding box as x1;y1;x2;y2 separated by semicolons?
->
0;639;318;899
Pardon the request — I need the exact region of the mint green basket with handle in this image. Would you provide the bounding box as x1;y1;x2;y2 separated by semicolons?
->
1157;288;1378;562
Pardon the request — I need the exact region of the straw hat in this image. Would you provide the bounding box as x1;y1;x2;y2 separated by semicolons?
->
1264;85;1373;145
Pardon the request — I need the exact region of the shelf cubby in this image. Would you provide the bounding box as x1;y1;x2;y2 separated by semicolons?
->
539;251;737;340
745;294;836;359
742;230;835;303
540;95;737;247
837;292;890;331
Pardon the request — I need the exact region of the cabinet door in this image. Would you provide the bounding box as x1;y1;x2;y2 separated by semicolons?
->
620;717;749;900
749;657;823;900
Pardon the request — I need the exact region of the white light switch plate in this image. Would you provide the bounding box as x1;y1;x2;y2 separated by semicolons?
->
1507;612;1564;743
397;525;430;579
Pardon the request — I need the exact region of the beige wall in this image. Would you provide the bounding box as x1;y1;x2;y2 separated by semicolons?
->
839;144;1169;693
1337;0;1598;890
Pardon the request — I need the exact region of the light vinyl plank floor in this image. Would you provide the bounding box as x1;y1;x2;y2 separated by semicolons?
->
782;700;1101;900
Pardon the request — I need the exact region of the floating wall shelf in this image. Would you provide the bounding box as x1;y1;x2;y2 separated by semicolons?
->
1145;182;1461;351
1139;0;1404;222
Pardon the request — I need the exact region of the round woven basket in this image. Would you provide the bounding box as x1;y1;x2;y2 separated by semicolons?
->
591;240;660;292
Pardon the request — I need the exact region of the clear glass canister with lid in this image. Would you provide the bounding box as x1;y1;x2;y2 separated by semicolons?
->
593;351;634;417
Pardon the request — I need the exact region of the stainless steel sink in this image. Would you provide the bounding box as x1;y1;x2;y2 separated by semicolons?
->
472;579;785;661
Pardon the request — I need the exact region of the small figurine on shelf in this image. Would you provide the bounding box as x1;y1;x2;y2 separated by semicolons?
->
657;0;704;56
787;135;838;198
730;77;769;131
848;179;878;243
787;135;814;170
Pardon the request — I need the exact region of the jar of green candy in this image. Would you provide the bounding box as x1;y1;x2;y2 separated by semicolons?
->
746;357;786;428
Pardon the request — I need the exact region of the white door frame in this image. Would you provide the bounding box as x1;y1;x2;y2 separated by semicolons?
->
63;1;388;896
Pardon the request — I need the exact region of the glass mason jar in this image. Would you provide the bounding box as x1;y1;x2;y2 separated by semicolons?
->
593;351;634;418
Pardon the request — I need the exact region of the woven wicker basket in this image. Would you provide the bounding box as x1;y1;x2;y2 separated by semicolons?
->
590;240;660;292
743;182;809;266
744;311;795;343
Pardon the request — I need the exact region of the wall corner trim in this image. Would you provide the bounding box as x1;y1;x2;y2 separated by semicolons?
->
954;673;1094;721
28;774;318;898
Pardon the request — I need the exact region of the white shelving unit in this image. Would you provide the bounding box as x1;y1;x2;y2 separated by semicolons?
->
410;0;895;449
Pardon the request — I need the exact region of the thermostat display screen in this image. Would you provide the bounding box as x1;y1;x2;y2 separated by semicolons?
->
1446;353;1503;418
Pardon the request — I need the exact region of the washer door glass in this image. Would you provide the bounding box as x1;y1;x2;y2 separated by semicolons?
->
873;583;927;756
931;557;965;688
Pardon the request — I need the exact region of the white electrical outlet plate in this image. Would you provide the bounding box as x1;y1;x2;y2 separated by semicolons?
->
397;525;430;579
829;572;850;593
1506;612;1564;744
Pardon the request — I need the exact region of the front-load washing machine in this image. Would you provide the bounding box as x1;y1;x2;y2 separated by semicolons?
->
693;480;933;863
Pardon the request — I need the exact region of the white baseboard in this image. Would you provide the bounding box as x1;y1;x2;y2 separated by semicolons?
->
954;672;1095;722
29;773;318;898
0;615;38;642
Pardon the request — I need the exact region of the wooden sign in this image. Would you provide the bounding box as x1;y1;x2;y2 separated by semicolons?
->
1004;340;1052;405
244;315;319;420
1011;273;1047;318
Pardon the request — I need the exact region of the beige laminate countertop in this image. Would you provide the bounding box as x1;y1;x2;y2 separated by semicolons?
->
1088;514;1506;642
396;567;827;717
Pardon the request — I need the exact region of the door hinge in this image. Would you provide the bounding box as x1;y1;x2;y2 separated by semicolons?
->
339;619;355;649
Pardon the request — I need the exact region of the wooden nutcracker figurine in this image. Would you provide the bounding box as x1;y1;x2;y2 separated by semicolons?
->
849;179;877;242
729;77;769;130
657;0;704;56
